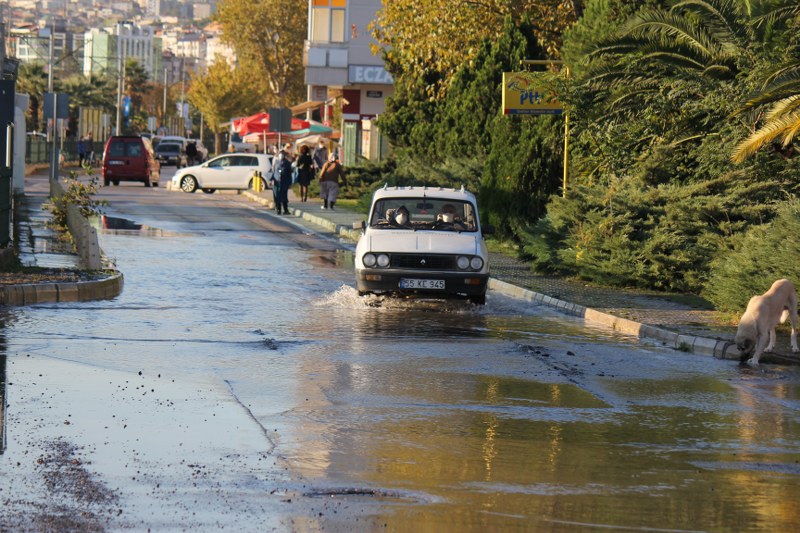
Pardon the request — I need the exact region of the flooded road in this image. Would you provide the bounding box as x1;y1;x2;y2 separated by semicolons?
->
1;182;799;531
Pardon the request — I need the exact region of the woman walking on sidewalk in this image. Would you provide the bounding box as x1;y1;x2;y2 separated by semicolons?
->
318;153;346;210
271;150;293;215
295;145;314;202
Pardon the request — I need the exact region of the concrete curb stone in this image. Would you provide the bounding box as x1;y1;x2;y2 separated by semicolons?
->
240;190;787;363
0;272;124;306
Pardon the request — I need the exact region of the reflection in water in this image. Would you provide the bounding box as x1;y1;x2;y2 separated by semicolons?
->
0;321;6;454
281;325;800;532
93;215;179;237
0;352;4;454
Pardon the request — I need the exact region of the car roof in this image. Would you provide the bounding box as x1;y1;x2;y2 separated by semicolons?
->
209;152;272;161
371;185;477;203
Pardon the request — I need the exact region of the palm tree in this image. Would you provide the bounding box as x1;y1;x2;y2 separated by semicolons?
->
583;0;755;121
731;2;800;163
731;61;800;162
16;63;49;132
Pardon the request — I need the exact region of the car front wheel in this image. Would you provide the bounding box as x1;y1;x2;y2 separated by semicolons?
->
180;176;198;193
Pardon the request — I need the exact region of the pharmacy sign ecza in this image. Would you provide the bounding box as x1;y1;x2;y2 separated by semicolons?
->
502;72;562;115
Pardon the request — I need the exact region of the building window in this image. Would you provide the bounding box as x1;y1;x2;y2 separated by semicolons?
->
311;0;346;44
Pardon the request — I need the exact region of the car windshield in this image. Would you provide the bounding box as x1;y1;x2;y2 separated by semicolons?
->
108;141;142;157
369;198;478;232
157;143;180;153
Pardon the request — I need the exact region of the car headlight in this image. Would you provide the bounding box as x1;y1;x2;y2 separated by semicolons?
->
470;257;484;270
377;254;390;267
363;253;376;267
457;256;470;270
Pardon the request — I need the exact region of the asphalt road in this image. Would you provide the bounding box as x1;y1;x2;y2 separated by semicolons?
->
1;174;798;531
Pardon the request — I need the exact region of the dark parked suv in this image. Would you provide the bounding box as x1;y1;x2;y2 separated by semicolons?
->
102;136;161;187
155;141;188;167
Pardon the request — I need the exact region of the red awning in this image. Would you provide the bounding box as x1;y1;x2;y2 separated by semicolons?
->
234;112;309;135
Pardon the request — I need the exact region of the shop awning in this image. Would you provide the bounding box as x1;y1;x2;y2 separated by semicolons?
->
290;100;324;116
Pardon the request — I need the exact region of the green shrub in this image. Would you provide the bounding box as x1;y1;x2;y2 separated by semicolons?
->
704;201;800;313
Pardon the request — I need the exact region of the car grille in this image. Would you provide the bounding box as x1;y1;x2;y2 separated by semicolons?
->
391;254;456;270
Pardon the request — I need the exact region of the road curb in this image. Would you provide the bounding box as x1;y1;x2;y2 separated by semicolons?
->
240;195;781;364
488;278;742;360
0;271;124;306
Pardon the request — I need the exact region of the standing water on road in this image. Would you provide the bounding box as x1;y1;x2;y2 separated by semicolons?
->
1;197;799;531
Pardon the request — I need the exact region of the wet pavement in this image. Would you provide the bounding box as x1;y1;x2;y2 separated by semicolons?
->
3;170;800;531
238;189;752;347
15;169;800;365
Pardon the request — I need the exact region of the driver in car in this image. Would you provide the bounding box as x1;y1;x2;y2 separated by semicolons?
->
437;204;467;230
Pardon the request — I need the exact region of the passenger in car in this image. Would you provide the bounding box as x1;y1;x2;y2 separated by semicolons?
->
391;206;411;227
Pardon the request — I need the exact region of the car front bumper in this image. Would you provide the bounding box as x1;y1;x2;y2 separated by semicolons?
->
356;269;488;298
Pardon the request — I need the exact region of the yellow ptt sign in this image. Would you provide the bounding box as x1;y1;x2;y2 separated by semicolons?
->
502;72;562;115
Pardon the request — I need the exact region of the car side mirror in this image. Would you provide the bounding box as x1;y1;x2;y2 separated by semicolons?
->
481;224;495;236
353;220;366;231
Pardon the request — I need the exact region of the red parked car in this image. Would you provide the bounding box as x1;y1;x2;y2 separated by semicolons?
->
101;136;161;187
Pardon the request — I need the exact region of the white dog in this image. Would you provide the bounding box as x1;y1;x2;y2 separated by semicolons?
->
735;279;799;365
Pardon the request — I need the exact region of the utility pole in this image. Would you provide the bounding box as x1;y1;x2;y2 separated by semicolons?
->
115;36;126;135
162;66;167;129
179;58;185;135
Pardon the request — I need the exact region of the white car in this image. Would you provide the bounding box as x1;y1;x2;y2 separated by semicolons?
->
172;152;273;193
355;185;493;305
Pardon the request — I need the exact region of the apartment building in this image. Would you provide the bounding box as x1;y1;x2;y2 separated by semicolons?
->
303;0;393;163
83;21;162;79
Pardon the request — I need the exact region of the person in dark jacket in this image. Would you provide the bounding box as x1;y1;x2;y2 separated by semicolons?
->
295;145;314;202
318;153;346;210
186;141;198;166
271;150;293;215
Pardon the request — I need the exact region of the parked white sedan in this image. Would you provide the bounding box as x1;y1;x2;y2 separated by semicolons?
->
172;153;273;193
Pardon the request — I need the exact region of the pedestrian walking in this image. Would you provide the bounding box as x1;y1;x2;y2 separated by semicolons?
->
295;145;314;202
271;150;293;215
85;132;95;165
312;140;328;173
77;136;87;166
186;141;198;166
318;153;346;210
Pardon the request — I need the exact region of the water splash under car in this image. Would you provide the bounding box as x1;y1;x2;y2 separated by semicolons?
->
354;185;493;305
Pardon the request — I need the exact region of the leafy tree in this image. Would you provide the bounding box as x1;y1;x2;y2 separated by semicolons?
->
372;0;581;100
187;60;259;153
61;75;116;111
122;59;152;134
525;0;800;294
215;0;306;107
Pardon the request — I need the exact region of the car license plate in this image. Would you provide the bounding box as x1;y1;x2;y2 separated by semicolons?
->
400;278;445;290
108;160;124;165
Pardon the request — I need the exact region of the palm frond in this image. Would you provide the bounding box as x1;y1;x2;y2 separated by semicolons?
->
757;61;800;88
671;0;749;46
765;95;800;121
752;2;800;28
731;109;800;163
623;9;728;62
736;75;800;113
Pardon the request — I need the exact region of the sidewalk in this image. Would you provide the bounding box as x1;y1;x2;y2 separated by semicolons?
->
242;187;798;366
3;172;124;305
